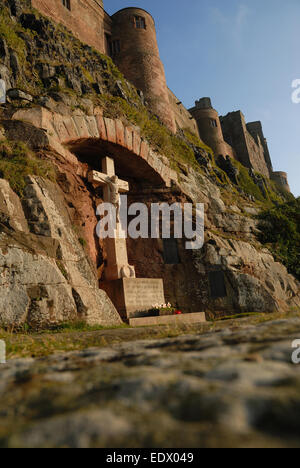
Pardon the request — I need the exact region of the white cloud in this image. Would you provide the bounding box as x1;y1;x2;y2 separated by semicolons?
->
211;4;251;48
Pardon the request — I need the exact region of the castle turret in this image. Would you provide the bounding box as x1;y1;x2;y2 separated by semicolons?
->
271;171;291;193
110;8;176;133
189;98;234;157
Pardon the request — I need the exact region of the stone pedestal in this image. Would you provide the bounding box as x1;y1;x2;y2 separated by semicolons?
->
104;230;135;281
100;278;165;320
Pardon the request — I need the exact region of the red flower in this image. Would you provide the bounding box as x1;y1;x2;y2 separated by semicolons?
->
175;310;182;315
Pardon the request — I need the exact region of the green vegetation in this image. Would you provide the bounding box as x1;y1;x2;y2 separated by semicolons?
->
225;158;292;206
1;310;299;359
0;139;56;196
99;95;198;169
78;237;87;247
257;198;300;280
0;7;26;63
183;128;214;156
56;260;69;280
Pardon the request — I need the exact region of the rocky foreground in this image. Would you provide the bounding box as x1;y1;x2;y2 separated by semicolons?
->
1;317;300;448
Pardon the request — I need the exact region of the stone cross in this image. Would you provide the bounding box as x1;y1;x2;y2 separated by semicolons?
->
89;157;136;282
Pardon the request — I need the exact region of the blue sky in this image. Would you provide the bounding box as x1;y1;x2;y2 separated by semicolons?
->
105;0;300;196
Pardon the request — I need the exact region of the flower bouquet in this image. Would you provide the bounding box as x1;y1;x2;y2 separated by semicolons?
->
150;303;176;316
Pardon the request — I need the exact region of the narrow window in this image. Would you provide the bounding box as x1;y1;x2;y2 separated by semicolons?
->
163;238;180;265
210;119;218;128
62;0;71;10
109;40;121;57
135;16;146;29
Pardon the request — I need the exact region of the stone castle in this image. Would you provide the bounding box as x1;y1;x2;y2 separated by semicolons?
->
31;0;290;191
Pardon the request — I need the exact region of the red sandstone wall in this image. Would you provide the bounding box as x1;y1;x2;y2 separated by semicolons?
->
168;89;199;136
221;112;270;178
31;0;107;52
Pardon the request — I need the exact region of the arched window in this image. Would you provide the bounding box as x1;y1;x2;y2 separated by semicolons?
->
134;16;146;29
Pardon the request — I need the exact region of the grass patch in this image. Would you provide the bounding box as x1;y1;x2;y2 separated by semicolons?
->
0;140;56;196
1;310;299;360
209;312;262;322
183;128;214;156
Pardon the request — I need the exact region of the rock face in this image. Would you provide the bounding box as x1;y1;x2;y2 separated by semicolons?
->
1;317;300;448
127;167;299;316
0;176;121;329
0;102;298;324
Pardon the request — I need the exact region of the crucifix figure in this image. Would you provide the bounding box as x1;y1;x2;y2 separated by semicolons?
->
107;175;121;222
89;156;136;282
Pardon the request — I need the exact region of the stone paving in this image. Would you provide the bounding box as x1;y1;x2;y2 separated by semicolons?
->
1;318;300;447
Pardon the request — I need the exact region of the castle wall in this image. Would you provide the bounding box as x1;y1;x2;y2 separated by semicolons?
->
31;0;107;53
110;8;176;133
167;89;199;135
220;111;270;178
246;121;273;173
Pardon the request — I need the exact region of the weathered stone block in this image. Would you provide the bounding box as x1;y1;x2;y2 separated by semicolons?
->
104;118;117;144
73;116;90;138
95;115;107;140
115;119;125;147
132;131;141;155
124;126;134;151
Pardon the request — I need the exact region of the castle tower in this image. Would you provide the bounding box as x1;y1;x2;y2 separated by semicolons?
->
189;98;234;157
271;171;291;193
110;8;176;133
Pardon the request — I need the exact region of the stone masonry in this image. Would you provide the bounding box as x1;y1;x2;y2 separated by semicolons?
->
190;98;290;191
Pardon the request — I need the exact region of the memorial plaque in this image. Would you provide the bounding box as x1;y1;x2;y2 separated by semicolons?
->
100;278;165;319
163;238;180;265
123;278;165;316
209;271;227;299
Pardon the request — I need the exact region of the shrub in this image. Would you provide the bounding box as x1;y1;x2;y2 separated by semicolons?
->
0;139;56;196
257;198;300;280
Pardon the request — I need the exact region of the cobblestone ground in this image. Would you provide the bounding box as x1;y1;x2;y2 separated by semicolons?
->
1;318;300;448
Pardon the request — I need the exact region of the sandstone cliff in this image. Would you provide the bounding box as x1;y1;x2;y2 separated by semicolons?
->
0;0;299;328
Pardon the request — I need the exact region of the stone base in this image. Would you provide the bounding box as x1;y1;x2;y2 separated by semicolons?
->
100;278;165;320
129;312;206;327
